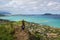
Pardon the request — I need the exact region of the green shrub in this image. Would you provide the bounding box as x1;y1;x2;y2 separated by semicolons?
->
0;25;14;40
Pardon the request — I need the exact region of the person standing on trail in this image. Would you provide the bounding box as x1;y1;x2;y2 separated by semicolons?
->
21;20;25;30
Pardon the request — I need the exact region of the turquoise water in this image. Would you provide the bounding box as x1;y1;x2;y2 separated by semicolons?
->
0;15;60;28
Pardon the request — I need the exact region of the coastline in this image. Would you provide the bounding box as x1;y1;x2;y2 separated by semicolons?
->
0;15;60;28
0;19;60;40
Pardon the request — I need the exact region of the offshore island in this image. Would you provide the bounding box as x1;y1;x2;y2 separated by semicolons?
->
0;19;60;40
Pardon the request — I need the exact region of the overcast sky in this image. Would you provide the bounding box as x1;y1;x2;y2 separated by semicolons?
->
0;0;60;14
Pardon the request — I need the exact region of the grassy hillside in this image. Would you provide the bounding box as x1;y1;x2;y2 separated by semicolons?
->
0;19;60;40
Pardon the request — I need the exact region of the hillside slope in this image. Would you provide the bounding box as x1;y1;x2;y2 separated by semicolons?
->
0;20;60;40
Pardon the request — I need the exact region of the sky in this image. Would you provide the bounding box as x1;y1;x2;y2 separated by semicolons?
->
0;0;60;14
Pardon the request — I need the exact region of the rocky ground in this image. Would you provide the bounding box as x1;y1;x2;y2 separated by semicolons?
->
0;19;60;40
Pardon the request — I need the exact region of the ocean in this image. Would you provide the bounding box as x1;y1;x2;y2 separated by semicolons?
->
0;15;60;28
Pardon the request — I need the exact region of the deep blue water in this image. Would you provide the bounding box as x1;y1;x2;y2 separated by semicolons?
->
0;15;60;28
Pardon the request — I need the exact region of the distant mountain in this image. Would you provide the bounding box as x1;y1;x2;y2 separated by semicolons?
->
43;13;52;15
0;14;5;16
43;13;60;16
0;11;11;16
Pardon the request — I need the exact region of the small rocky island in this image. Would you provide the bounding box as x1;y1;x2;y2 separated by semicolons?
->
0;19;60;40
43;13;52;15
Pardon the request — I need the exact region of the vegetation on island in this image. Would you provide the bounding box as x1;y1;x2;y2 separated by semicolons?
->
43;13;52;15
0;19;60;40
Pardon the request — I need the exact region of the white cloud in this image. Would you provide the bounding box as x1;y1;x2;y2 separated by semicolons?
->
46;1;60;10
0;0;60;14
47;1;59;6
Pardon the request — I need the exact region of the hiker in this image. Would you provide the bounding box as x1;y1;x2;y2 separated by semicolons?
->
21;20;25;30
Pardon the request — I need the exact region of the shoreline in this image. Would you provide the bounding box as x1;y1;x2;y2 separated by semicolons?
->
0;19;60;28
0;15;60;28
0;19;60;40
